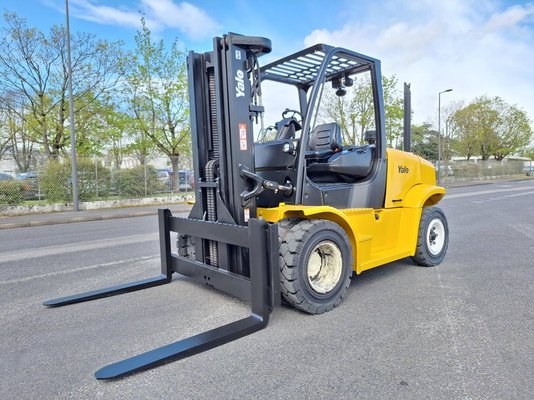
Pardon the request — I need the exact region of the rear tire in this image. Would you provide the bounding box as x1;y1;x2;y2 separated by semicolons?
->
412;206;449;267
178;234;195;259
279;219;353;314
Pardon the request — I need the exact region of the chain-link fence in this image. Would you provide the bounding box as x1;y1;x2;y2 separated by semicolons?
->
2;155;533;207
1;155;194;207
437;159;532;182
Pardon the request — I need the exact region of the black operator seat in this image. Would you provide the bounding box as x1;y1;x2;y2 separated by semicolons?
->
305;122;343;159
306;123;374;183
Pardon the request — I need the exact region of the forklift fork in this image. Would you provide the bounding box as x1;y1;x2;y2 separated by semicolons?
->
44;209;279;380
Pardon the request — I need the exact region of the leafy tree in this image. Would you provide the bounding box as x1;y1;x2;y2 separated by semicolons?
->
0;12;123;159
318;73;403;147
382;75;404;148
452;96;532;160
125;127;159;167
101;108;134;170
411;123;438;160
124;18;190;190
490;100;532;160
521;146;534;160
451;103;481;160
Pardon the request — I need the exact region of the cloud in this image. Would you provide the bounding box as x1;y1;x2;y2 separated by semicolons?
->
66;0;220;40
303;0;534;125
69;0;141;28
482;3;534;33
140;0;219;40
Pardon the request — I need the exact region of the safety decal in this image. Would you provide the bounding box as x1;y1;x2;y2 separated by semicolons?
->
239;123;247;150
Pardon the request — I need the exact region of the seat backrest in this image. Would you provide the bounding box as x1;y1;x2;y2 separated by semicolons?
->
308;123;342;153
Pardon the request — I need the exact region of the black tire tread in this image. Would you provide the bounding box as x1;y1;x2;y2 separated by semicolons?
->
278;219;353;314
411;206;448;267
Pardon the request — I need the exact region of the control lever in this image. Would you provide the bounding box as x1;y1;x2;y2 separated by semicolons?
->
240;165;293;205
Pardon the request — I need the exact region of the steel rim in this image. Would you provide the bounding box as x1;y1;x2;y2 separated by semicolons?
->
426;218;445;256
306;240;343;294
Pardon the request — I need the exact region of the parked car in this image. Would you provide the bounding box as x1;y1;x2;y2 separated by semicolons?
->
524;165;534;176
16;171;42;200
0;172;14;181
157;170;171;185
178;170;194;191
157;169;194;191
434;163;454;177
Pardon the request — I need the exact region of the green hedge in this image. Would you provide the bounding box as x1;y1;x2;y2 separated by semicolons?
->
0;181;25;205
113;165;163;197
41;159;111;202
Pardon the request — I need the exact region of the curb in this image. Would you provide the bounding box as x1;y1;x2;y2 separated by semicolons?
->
0;208;190;230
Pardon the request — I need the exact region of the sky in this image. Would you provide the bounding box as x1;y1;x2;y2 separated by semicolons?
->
1;0;533;125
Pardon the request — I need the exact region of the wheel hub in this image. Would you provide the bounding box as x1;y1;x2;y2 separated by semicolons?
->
307;240;343;294
426;218;445;256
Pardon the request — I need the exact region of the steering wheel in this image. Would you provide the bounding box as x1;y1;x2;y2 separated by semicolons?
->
282;108;303;120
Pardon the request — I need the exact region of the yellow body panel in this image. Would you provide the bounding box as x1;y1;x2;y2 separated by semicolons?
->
259;204;420;274
386;149;445;207
258;149;445;275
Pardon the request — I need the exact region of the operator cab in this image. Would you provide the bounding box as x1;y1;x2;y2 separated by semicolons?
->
254;44;387;209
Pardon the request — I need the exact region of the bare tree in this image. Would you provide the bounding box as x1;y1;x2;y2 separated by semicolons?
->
0;105;13;159
0;12;123;159
440;100;464;163
0;90;35;171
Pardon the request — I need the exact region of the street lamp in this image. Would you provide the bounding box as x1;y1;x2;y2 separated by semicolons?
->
437;88;453;184
66;0;79;211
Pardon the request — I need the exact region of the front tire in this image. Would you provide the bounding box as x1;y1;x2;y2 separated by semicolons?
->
412;206;449;267
279;219;353;314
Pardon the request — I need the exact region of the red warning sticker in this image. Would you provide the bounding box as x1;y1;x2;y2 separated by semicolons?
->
239;123;247;150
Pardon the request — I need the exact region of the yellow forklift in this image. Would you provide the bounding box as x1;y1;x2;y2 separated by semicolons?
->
45;34;448;379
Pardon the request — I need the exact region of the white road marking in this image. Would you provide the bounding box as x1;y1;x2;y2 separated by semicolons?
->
471;191;534;204
0;232;158;263
444;185;534;200
507;223;534;240
0;255;159;285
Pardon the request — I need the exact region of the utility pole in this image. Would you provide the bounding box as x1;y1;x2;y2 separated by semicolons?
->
438;88;453;184
66;0;79;211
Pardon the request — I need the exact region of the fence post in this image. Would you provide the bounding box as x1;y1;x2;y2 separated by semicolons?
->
144;163;148;197
95;156;99;198
37;161;42;200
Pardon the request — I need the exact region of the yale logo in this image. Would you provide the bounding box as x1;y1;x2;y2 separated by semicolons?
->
398;165;409;173
235;69;245;98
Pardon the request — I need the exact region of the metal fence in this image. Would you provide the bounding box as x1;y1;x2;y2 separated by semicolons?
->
1;156;532;207
0;156;194;207
437;159;532;183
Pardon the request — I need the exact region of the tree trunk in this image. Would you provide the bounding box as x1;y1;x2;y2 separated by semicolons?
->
169;154;179;191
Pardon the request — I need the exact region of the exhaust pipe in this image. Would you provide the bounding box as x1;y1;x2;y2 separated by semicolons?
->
403;82;411;152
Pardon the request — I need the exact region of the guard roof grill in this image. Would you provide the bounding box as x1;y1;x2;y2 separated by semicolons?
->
260;44;376;87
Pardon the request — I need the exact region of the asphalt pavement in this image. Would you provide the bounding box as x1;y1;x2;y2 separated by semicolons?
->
0;180;533;399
